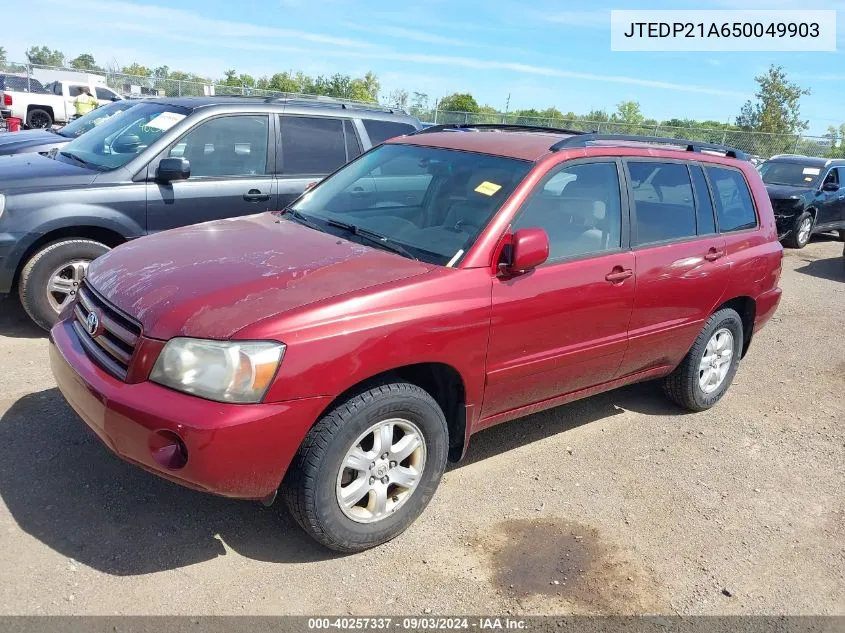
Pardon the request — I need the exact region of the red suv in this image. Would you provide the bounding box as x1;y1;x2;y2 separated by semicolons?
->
49;126;783;552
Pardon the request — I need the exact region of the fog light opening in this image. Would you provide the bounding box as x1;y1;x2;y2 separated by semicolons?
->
149;430;188;470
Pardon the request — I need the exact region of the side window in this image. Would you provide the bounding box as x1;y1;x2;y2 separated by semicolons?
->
823;168;840;187
95;87;114;100
513;162;622;262
706;166;758;232
68;85;84;97
628;162;696;245
344;119;362;160
280;116;346;175
362;119;417;145
170;115;269;178
837;168;845;187
690;165;717;235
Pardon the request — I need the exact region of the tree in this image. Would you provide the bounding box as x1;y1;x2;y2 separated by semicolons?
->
614;101;644;124
735;64;810;134
0;46;6;66
70;53;101;71
584;109;610;122
25;45;65;67
438;93;479;113
348;71;379;102
121;62;151;77
152;66;170;79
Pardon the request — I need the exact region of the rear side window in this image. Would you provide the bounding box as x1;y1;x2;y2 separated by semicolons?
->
344;119;362;160
706;167;758;232
514;161;622;261
362;119;417;145
690;165;717;235
280;116;346;175
0;75;48;93
628;162;696;245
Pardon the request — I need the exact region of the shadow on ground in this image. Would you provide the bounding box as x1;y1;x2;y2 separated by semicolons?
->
0;389;336;576
794;254;845;283
0;298;45;339
456;380;680;468
0;380;680;576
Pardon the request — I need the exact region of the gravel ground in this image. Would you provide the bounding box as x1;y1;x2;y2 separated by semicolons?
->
0;237;842;616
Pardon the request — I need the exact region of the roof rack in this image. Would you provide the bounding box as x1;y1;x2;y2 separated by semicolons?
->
411;123;592;136
550;133;749;161
264;95;404;114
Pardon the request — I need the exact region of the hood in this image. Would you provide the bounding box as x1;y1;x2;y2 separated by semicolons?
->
765;183;812;200
85;213;435;340
0;151;98;191
0;129;69;155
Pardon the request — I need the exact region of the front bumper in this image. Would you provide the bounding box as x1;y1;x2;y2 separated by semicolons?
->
49;318;332;499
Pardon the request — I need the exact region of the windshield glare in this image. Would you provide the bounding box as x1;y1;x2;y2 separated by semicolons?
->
59;103;191;171
59;100;139;138
291;144;532;266
760;161;820;188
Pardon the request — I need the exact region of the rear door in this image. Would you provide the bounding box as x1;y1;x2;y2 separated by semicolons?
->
146;113;276;232
276;115;361;209
617;161;731;377
483;160;635;418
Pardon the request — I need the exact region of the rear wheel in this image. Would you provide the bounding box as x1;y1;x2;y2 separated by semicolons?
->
663;308;743;412
783;211;813;249
283;382;449;552
18;239;110;330
25;108;53;129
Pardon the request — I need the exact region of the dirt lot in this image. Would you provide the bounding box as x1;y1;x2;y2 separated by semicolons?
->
0;238;842;616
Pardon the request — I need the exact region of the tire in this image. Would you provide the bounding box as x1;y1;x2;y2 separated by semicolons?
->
283;382;449;553
782;211;813;249
25;108;53;129
18;239;110;331
662;308;743;412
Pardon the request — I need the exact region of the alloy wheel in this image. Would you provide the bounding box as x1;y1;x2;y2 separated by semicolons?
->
45;259;89;314
698;327;734;394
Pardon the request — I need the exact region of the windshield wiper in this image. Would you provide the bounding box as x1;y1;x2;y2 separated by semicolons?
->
325;219;418;261
281;208;325;232
59;151;93;168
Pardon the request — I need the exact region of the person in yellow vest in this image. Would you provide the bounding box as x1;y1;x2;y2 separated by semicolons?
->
73;87;98;118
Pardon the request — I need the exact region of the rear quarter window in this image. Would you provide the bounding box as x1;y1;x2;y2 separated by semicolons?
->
362;119;417;145
705;166;758;232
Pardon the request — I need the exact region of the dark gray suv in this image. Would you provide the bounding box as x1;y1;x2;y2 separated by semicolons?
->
0;96;421;329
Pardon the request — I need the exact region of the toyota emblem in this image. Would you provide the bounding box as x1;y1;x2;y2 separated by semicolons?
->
86;311;100;336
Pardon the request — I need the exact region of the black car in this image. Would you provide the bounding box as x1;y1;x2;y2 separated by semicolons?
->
0;96;421;329
0;99;139;156
760;155;845;249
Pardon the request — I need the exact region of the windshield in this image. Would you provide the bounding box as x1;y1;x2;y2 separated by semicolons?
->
760;161;821;188
291;143;532;266
58;100;139;138
58;102;191;171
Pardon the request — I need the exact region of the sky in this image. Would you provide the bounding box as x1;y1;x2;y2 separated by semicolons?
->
4;0;843;135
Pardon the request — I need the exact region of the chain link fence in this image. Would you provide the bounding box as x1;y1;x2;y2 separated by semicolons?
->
415;109;841;160
2;62;840;160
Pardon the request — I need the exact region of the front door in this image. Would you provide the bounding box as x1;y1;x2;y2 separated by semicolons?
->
146;113;276;233
483;160;635;419
816;167;845;229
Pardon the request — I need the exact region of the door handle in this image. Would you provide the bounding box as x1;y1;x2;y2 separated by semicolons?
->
244;189;270;202
704;247;725;262
605;268;633;283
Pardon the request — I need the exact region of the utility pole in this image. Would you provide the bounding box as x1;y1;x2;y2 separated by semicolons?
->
503;93;511;123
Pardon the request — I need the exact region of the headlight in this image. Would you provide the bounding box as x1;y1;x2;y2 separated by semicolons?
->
150;338;285;403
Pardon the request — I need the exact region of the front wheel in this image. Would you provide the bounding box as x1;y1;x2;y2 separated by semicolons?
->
662;308;743;412
18;239;110;330
783;211;813;249
283;382;449;552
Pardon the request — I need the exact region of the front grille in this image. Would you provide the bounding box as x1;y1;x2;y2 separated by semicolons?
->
73;282;141;381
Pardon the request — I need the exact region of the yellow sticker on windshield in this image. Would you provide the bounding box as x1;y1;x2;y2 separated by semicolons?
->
474;181;502;196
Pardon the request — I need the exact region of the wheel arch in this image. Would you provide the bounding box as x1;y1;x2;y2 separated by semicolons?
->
11;225;127;291
312;362;469;463
714;295;756;358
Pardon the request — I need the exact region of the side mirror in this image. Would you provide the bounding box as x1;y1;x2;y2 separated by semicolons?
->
501;228;549;274
821;181;839;192
156;157;191;182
